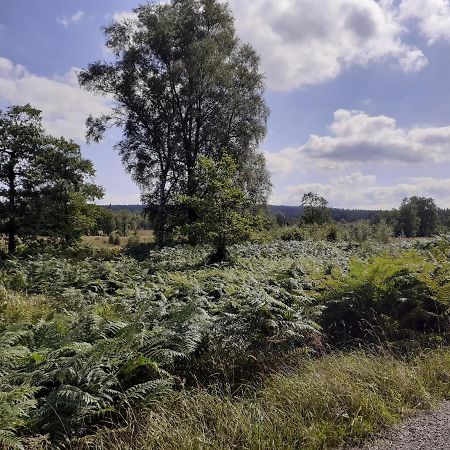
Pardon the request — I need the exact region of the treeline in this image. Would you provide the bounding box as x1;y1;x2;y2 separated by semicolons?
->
108;204;387;223
273;193;449;239
269;205;385;222
95;208;151;236
2;0;449;258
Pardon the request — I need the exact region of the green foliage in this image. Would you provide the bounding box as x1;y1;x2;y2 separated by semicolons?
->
0;329;37;449
0;298;206;442
0;236;449;446
76;350;450;450
178;154;265;261
79;0;270;244
322;250;450;346
396;196;439;237
301;192;331;225
0;104;103;253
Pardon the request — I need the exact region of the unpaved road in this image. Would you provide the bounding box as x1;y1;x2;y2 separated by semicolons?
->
351;402;450;450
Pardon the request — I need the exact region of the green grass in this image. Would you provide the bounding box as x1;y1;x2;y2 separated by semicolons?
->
75;349;450;450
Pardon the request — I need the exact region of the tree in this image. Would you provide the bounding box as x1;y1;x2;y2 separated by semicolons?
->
79;0;270;244
301;192;331;225
178;153;260;262
395;197;439;237
0;104;103;253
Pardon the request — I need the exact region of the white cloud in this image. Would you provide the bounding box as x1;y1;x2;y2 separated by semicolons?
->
0;56;111;141
112;11;138;23
266;109;450;179
228;0;427;91
399;0;450;44
331;171;377;187
272;174;450;209
57;10;85;28
305;109;450;163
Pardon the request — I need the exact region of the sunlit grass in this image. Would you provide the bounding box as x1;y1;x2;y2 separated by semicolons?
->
81;229;154;249
76;349;450;450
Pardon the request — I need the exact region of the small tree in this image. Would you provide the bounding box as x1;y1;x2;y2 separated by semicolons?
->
301;192;331;225
395;197;438;237
178;153;259;262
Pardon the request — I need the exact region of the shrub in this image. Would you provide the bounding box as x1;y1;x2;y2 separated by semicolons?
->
278;226;304;241
321;253;450;347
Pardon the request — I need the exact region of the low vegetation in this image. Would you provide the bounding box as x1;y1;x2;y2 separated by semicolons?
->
1;2;450;449
0;236;449;448
77;350;450;450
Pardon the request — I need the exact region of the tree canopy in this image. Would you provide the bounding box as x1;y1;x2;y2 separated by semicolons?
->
79;0;270;243
178;153;261;261
0;104;103;253
301;192;331;225
395;196;439;238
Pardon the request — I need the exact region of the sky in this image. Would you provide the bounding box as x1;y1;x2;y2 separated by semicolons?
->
2;0;450;209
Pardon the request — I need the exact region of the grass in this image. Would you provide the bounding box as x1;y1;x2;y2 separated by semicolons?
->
75;349;450;450
81;230;154;249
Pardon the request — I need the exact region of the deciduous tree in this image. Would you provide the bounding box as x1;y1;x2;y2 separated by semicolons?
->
301;192;331;225
0;104;103;253
395;197;439;237
79;0;270;244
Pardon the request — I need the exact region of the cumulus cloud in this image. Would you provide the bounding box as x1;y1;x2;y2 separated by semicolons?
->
266;109;450;179
305;109;450;163
228;0;427;91
112;11;138;23
0;56;110;141
272;174;450;209
57;10;85;28
399;0;450;44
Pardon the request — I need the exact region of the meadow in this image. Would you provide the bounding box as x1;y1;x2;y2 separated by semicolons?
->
1;234;450;449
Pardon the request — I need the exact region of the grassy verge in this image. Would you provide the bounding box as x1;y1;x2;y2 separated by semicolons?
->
75;349;450;450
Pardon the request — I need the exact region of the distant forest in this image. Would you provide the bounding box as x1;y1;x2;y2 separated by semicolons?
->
102;204;450;228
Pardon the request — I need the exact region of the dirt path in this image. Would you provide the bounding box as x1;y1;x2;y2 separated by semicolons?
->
351;402;450;450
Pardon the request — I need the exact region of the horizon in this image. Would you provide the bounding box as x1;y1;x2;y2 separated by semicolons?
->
2;1;450;208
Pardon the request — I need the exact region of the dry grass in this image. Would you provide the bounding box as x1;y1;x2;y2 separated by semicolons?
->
82;230;154;249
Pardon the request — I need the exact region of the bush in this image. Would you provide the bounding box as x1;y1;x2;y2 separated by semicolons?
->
321;253;450;347
124;235;153;261
108;232;121;246
278;226;304;241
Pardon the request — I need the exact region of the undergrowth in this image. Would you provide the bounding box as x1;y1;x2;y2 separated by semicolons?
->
0;237;449;448
75;349;450;450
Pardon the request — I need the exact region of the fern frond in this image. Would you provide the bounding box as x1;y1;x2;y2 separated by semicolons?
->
0;430;24;450
122;379;172;404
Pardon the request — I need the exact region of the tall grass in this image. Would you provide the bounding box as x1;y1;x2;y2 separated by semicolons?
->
75;349;450;450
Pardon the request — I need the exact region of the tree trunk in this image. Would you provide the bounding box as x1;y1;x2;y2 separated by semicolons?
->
210;234;228;263
7;163;16;254
8;219;16;254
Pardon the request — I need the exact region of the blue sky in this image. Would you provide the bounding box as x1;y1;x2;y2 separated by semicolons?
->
2;0;450;208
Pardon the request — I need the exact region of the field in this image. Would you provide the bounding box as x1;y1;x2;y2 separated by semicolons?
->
81;230;155;249
1;236;450;449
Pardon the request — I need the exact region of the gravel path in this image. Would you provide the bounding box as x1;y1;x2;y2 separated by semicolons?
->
351;402;450;450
